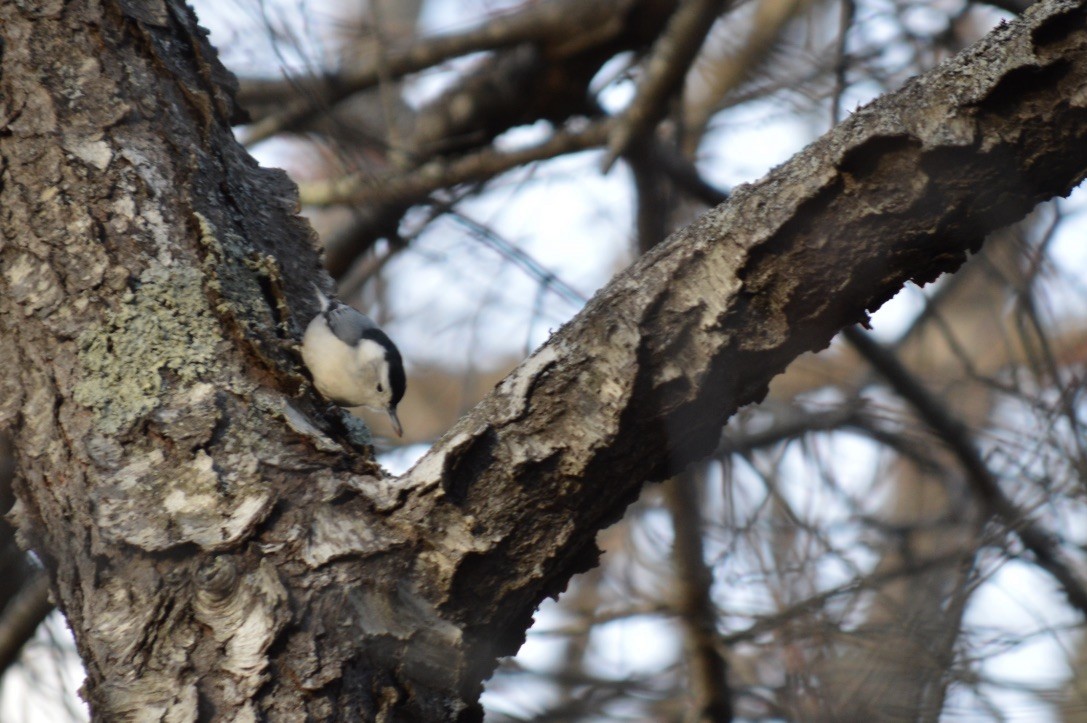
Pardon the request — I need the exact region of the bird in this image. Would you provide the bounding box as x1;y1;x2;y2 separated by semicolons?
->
301;289;406;437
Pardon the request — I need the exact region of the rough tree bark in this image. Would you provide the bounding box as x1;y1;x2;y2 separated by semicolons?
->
2;0;1087;720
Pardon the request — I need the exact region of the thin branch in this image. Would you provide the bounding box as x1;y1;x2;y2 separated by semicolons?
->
682;0;810;155
648;140;729;206
405;2;1087;661
666;469;733;722
241;0;632;144
0;572;52;675
628;143;676;252
720;551;967;646
449;211;588;307
831;0;856;125
718;402;945;475
299;120;612;207
602;0;730;170
719;405;861;453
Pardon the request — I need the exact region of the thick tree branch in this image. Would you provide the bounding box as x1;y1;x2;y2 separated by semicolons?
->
395;0;1087;694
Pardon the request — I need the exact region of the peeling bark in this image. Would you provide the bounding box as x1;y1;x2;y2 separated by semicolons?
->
2;0;1087;721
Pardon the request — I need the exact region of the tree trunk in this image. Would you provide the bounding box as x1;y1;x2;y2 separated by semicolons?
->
2;0;1087;720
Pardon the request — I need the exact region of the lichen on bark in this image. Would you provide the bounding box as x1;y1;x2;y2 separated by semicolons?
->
74;264;222;435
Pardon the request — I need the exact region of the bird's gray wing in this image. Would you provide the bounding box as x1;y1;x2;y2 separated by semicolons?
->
325;302;377;345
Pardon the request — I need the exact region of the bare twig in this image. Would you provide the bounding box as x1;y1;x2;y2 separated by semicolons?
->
602;0;730;171
666;469;733;722
682;0;810;155
241;0;631;144
830;0;856;125
299;120;612;207
0;572;52;675
721;551;967;647
649;140;729;206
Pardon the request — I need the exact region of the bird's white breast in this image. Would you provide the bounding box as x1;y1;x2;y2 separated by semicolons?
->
302;317;385;408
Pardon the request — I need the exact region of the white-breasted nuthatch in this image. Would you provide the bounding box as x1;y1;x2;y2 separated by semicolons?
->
302;290;406;437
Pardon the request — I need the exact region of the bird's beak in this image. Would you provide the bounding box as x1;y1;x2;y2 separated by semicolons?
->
387;408;403;438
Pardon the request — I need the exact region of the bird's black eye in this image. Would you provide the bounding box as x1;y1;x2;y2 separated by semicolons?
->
377;383;384;392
